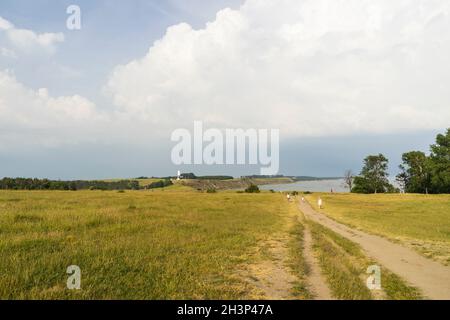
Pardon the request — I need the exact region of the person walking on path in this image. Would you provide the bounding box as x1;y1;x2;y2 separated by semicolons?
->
318;197;323;209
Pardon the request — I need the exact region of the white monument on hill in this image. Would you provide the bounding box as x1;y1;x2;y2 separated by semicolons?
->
177;170;181;180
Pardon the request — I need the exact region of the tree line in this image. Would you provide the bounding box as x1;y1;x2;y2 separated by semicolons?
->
347;128;449;194
0;178;172;191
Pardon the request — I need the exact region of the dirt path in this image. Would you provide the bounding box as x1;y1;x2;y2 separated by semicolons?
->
298;200;450;300
302;226;334;300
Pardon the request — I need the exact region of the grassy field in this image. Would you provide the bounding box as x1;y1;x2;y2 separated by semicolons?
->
0;189;291;299
306;193;450;265
1;188;443;300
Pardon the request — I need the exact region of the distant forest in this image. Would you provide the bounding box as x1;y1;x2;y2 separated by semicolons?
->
0;178;172;191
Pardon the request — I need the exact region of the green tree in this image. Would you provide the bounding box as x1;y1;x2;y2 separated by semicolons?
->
352;154;393;194
397;151;431;194
429;128;450;193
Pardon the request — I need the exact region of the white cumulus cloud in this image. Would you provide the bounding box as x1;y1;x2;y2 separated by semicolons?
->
106;0;450;137
0;16;64;54
0;70;107;149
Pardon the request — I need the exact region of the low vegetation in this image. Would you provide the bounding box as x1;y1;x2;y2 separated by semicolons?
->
1;185;443;300
308;220;372;299
0;190;292;299
287;212;311;299
245;184;260;193
144;179;173;189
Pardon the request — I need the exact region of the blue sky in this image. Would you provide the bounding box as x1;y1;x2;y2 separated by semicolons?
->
0;0;448;179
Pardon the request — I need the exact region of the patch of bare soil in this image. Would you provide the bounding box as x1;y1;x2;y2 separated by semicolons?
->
238;236;299;299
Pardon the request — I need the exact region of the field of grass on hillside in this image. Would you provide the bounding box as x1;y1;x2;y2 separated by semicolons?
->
0;190;288;299
102;178;160;187
306;193;450;265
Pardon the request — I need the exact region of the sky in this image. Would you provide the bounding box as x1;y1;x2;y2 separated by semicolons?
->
0;0;449;179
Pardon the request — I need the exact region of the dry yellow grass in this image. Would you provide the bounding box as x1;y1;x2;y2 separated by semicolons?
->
0;189;290;299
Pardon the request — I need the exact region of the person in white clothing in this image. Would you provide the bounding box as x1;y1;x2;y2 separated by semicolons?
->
318;197;323;209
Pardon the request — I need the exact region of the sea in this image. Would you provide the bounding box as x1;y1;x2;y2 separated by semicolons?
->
260;177;401;193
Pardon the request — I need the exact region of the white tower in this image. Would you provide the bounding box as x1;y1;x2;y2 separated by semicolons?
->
177;170;181;180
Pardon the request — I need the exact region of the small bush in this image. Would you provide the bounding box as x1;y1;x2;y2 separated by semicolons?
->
245;184;260;193
146;179;173;189
206;188;217;193
303;191;312;195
